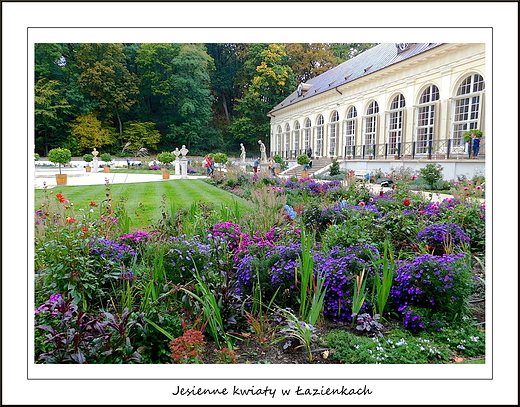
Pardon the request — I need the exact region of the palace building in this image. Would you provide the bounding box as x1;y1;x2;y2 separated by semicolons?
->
268;43;486;162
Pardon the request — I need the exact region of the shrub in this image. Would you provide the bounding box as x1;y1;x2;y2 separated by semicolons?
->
325;329;452;364
100;153;112;166
297;154;310;166
417;223;471;255
48;147;72;173
419;163;443;190
157;151;175;166
390;253;473;332
83;153;94;164
328;158;341;176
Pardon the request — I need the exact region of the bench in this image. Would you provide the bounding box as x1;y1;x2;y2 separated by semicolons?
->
438;145;466;158
353;170;371;180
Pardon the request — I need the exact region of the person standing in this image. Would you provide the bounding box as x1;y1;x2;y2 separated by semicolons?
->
472;133;481;158
210;156;215;175
204;155;212;176
268;158;277;176
253;157;260;174
306;148;312;159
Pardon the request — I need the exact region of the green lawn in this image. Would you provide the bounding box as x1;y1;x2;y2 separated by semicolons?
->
34;179;256;231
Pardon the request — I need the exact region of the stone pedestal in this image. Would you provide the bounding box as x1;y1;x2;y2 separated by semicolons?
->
174;161;180;176
180;159;188;179
92;157;99;173
259;162;269;175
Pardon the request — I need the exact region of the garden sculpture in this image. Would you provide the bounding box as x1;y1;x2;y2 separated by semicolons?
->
240;143;246;163
258;139;267;163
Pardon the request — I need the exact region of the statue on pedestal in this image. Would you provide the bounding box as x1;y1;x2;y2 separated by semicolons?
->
240;143;246;163
258;140;267;163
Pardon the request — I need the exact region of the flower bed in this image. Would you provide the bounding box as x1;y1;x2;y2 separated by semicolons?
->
34;171;486;364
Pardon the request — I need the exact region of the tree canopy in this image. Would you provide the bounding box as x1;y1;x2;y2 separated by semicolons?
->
34;42;376;156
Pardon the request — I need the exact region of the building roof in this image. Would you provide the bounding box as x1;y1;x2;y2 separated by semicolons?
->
269;43;444;114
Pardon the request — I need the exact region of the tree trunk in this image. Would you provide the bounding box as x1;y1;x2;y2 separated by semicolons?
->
115;108;123;137
222;93;230;124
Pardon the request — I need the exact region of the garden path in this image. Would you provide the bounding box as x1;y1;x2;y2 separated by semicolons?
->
33;169;206;189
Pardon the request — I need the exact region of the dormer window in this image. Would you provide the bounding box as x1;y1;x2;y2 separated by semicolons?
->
396;43;411;53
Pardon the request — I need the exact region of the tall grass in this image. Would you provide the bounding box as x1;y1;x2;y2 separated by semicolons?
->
298;229;327;326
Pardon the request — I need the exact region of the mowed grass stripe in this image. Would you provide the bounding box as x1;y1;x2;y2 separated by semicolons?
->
34;180;255;230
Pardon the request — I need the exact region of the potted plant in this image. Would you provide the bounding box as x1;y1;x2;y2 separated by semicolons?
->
426;145;433;159
157;151;175;179
297;154;310;178
48;147;72;185
346;148;353;159
463;129;483;144
391;147;400;160
366;147;374;159
83;153;94;172
100;153;112;172
273;154;287;174
213;152;228;172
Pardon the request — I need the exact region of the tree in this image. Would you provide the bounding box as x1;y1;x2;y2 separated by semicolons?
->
122;121;161;154
230;44;296;148
48;147;72;174
34;78;73;154
284;43;337;83
76;43;140;137
69;112;114;153
166;44;215;150
328;43;377;64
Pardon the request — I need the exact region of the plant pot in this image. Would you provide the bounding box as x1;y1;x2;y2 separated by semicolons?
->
275;169;280;175
161;168;170;179
428;154;432;160
368;156;373;160
301;170;309;178
394;156;400;160
55;174;67;186
85;166;92;172
103;166;110;173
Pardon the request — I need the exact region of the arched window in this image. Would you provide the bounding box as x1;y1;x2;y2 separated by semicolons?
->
293;121;300;156
344;106;357;156
284;124;291;158
364;101;379;155
416;85;439;154
452;74;485;147
276;125;282;155
304;118;312;153
315;114;324;157
329;111;339;156
388;94;406;154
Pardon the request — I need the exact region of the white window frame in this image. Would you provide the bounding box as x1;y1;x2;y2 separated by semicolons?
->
451;74;485;148
344;106;357;156
415;85;439;155
293;121;300;156
315;114;324;157
329;111;339;156
388;94;406;154
363;101;379;155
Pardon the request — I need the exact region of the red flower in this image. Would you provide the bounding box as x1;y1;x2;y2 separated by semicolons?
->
65;217;76;223
90;201;98;207
379;190;384;196
82;227;89;232
403;199;411;206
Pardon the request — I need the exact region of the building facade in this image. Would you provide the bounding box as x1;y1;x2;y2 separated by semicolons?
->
268;43;486;161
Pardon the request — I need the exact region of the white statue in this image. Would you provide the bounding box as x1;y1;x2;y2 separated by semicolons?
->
91;148;99;157
240;143;246;163
258;140;267;163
